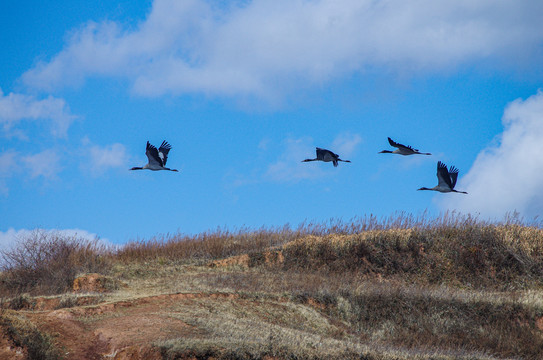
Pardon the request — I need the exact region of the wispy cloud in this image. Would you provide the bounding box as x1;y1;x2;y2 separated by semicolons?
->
265;136;325;183
0;150;18;178
0;88;76;137
22;149;62;179
85;141;129;176
1;149;61;180
0;148;62;195
0;139;129;194
0;151;18;196
331;132;362;158
442;90;543;219
21;0;543;99
264;132;361;183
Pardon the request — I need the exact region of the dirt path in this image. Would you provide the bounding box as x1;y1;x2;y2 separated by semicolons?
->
25;293;238;360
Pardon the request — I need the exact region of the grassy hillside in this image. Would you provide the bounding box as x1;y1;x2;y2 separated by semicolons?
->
1;214;542;359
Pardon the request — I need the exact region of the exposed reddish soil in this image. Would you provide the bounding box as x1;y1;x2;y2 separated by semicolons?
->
2;295;102;311
537;316;543;331
22;292;239;360
0;328;26;360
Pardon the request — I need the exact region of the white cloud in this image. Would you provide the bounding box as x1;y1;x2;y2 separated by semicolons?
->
87;142;129;176
442;90;543;219
21;0;543;99
0;88;76;137
0;228;110;252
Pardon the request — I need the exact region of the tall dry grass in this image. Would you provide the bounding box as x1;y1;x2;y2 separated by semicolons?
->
114;212;462;263
281;223;543;290
115;212;543;290
3;212;543;294
115;225;296;263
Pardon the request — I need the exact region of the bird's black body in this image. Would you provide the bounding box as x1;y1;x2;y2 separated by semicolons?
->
302;147;351;167
379;137;431;155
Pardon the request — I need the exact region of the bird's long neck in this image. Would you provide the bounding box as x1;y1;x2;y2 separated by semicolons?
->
302;158;318;162
417;187;432;191
379;150;393;154
130;167;143;170
165;168;178;172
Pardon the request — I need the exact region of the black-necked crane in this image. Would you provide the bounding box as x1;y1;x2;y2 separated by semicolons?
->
302;147;351;167
379;137;431;156
418;161;467;194
130;141;178;172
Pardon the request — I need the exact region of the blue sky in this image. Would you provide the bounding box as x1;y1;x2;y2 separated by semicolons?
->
2;0;543;246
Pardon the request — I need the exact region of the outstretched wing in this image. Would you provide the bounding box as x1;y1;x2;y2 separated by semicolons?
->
436;161;453;189
158;140;172;166
316;147;327;161
448;166;459;189
145;141;164;167
319;148;339;162
388;137;418;152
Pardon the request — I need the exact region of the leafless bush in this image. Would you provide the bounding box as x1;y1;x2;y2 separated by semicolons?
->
0;230;111;297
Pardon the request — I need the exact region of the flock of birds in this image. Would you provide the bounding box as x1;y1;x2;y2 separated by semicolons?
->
130;137;467;194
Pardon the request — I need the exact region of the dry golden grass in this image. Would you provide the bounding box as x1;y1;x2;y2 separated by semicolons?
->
1;213;543;359
281;225;543;290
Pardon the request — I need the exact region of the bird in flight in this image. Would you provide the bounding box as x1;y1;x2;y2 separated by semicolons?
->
418;161;467;194
130;141;178;172
379;137;431;156
302;147;351;167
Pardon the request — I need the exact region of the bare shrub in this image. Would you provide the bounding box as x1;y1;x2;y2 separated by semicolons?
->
0;230;111;297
